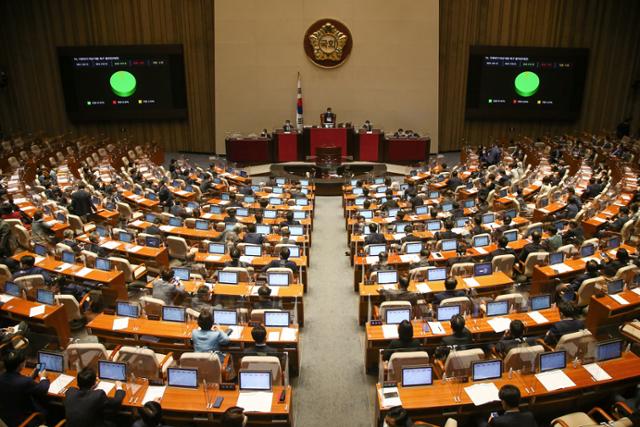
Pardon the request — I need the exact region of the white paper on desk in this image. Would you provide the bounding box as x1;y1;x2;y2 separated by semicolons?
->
228;326;244;340
56;263;74;271
29;305;45;317
95;381;116;395
12;197;27;204
399;254;421;263
428;321;446;335
268;331;280;341
128;245;143;253
464;382;500;406
159;225;175;232
383;217;394;223
583;363;612;382
130;220;144;227
527;311;549;324
48;374;75;395
280;327;297;342
100;240;121;249
239;255;255;264
611;294;630;305
206;255;222;262
382;324;399;339
593;217;607;223
142;385;166;404
632;287;640;296
538;208;549;214
535;370;576;391
475;247;487;254
393;233;406;241
236;391;273;412
487;317;511;333
551;263;574;274
416;283;432;294
112;317;129;331
268;287;279;296
379;386;402;408
34;256;45;264
0;294;14;303
365;256;378;265
464;277;480;288
75;267;93;277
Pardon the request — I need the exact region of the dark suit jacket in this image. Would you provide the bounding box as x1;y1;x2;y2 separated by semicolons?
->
365;233;386;245
383;339;422;360
64;387;126;427
544;319;584;346
490;410;538;427
71;189;95;217
0;372;50;427
243;343;278;355
489;247;516;261
433;290;466;305
266;259;298;272
441;329;473;347
519;242;543;263
244;233;265;245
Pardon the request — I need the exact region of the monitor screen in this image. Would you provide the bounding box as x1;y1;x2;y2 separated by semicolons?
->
360;210;373;219
244;196;256;203
442;203;453;212
401;366;433;387
580;244;595;258
377;270;399;285
539;351;566;372
255;225;271;236
528;225;543;236
415;206;428;215
597;340;622;362
145;213;157;223
147;193;157;201
368;245;387;256
4;282;20;297
245;245;262;257
116;302;139;318
221;193;230;201
472;360;502;381
607;279;624;295
429;191;440;199
272;187;284;194
289;225;304;236
96;257;111;271
145;236;161;248
474;263;492;276
473;235;490;247
354;197;365;206
118;231;133;243
437;305;461;322
549;252;564;265
376;186;387;194
56;212;67;223
236;208;249;217
218;271;238;284
225;223;235;231
293;211;306;220
162;306;186;323
387;208;400;218
36;289;55;305
464;199;476;208
427;268;447;282
172;267;190;281
503;230;518;243
264;311;290;327
239;370;272;391
296;198;308;206
299;179;309;187
427;221;442;231
374;178;385;184
395;222;409;233
195;220;209;230
169;217;183;227
504;209;517;219
61;251;75;264
213;309;238;326
38;351;64;373
209;205;222;214
486;301;509;317
269;197;281;205
608;236;621;249
287;246;301;258
208;243;226;254
98;361;127;382
405;242;422;254
275;178;286;185
34;244;48;256
268;272;290;287
385;308;411;324
530;294;551;311
456;217;469;228
481;213;495;224
167;367;198;388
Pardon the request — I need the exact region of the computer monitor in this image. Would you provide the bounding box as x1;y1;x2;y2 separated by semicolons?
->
287;246;301;258
264;311;290;327
549;252;564;266
208;243;226;254
299;179;309;187
387;208;400;218
4;282;20;297
218;271;239;285
269;197;281;205
376;186;387;194
360;210;373;219
272;186;284;194
504;209;517;220
264;209;277;219
427;220;441;231
472;360;502;381
427;268;447;282
104;202;116;211
296;198;308;206
539;197;549;208
187;202;199;211
267;272;290;287
236;208;249;217
34;244;48;256
145;213;157;223
118;231;133;243
289;225;304;236
209;205;222;214
473;262;492;277
221;193;230;201
145;236;161;248
162;306;186;323
498;188;508;198
354;197;365;206
437;305;460;322
395;222;409;233
368;244;387;256
442;203;453;212
195;220;209;231
503;230;518;243
56;212;66;223
415;206;428;215
169;217;183;227
61;251;75;264
472;235;490;248
401;365;433;387
38;351;64;373
244;196;255;203
98;360;127;382
530;294;551;311
239;370;272;391
225;223;236;232
377;270;399;285
481;213;495;224
464;199;476;209
116;301;140;318
167;368;198;388
554;220;566;231
293;211;306;220
95;257;111;272
172;267;190;281
405;242;422;254
528;225;543;236
486;301;509;317
385;308;412;324
255;225;271;236
245;245;262;257
607;279;624;295
596;340;623;362
36;289;55;305
539;351;566;372
608;236;621;249
580;244;596;258
213;309;238;326
429;191;440;199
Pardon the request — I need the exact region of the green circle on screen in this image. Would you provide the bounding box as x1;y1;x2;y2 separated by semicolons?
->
110;70;137;97
514;71;540;97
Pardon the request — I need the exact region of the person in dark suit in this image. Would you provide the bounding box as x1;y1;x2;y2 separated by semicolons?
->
322;107;336;128
482;385;538;427
518;230;544;263
562;220;584;245
384;406;415;427
446;171;464;192
243;325;277;355
582;177;603;199
282;120;293;132
158;181;174;208
494;319;527;355
433;277;466;305
607;206;630;233
435;220;458;241
378;277;419;303
436;314;473;359
383;320;421;361
488;236;516;261
266;247;298;272
243;223;265;245
252;285;282;310
64;367;125;427
362;120;373;132
0;351;50;427
132;401;173;427
543;301;584;346
364;223;386;245
399;225;422;244
559;260;600;302
70;183;95;219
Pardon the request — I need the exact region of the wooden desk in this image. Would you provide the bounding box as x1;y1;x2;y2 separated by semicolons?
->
581;193;633;237
0;296;70;346
533;201;566;222
585;289;640;335
374;351;640;426
121;190;160;210
76;234;170;267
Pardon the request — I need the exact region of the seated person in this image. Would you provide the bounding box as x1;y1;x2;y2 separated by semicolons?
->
365;223;386;245
559;259;600;301
64;367;125;427
278;228;297;245
400;225;421;244
13;255;52;285
132;401;169;427
433;277;466;305
31;210;56;245
190;285;214;313
518;230;543;263
84;232;107;257
562;220;584;245
482;384;538;427
438;314;473;357
447;171;464;191
266;247;297;272
488;236;516;261
410;248;432;268
244;223;264;245
494;319;527;355
191;310;230;361
223;209;238;224
243;325;277;355
280;211;299;227
543;301;584;346
152;269;186;305
605;247;631;273
383;406;415;427
378;277;418;303
435;220;458;241
225;247;249;268
542;224;562;253
383;319;421;361
182;252;208;278
61;229;80;251
252;285;282;309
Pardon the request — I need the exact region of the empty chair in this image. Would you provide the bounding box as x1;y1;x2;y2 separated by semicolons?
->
108;257;147;283
524;222;543;237
67;214;89;235
166;236;197;260
379;301;412;322
503;345;544;373
494;293;525;310
55;243;74;257
579;238;599;254
449;262;474;277
240;356;283;385
54;294;88;324
556;244;576;257
140;296;165;319
14;274;45;296
441;348;484;378
116;201;142;222
179;352;222;384
115;346;175;382
439;296;472;314
620;320;640;344
613;265;639;286
65;343;114;372
491;254;515;278
555;329;597;361
0;264;12;287
265;267;294;284
12;225;31;249
521;252;549;277
575;277;604;308
387;351;430;382
222;266;252;283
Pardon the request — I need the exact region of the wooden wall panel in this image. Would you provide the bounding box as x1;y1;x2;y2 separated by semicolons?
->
439;0;640;152
0;0;215;153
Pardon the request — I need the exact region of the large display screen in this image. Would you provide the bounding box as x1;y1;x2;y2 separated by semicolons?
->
465;46;589;120
58;45;187;121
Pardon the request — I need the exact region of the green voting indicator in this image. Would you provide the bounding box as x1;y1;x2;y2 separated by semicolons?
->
514;71;540;97
110;70;137;97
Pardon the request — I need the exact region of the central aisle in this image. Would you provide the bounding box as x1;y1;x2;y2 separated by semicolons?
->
292;196;376;426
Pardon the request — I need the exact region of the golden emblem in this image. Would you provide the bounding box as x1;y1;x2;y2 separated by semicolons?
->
309;22;348;61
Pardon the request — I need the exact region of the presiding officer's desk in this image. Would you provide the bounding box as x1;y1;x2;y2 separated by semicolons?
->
374;351;640;426
364;307;560;372
0;294;70;346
